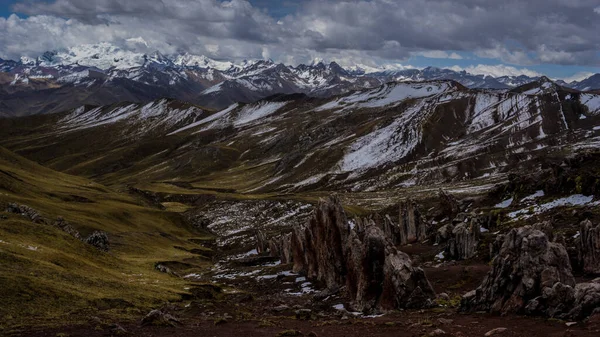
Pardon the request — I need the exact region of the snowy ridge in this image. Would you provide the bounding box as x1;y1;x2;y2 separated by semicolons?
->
60;99;204;133
316;81;454;111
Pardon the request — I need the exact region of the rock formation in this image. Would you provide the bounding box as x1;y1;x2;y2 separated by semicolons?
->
446;222;480;260
268;233;293;264
256;230;269;254
6;203;44;223
86;231;110;252
461;225;600;319
436;216;480;260
53;216;82;240
398;199;428;245
578;220;600;275
290;196;435;313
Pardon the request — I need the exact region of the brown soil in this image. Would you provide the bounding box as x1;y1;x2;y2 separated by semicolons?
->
12;311;600;337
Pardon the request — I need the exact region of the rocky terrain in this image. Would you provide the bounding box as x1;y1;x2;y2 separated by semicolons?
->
2;70;600;337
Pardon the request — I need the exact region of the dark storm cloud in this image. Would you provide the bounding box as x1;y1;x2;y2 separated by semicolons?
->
2;0;600;66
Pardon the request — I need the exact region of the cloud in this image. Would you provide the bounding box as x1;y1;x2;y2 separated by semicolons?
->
1;0;599;67
448;64;542;78
418;51;463;60
561;72;594;83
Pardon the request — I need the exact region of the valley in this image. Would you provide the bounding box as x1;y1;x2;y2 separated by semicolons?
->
2;74;600;336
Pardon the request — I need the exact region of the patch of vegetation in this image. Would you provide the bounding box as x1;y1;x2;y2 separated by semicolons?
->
0;146;211;329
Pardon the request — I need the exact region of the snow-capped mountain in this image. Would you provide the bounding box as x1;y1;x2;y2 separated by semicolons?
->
1;43;599;117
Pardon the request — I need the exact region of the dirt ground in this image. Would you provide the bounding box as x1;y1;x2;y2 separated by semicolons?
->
12;311;600;337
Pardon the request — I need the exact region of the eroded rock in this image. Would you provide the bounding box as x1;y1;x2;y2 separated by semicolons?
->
398;199;428;245
290;196;435;313
446;222;480;260
256;230;269;254
578;220;600;275
460;225;600;319
269;233;293;264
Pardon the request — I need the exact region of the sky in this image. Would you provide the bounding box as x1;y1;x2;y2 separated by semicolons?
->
1;0;600;80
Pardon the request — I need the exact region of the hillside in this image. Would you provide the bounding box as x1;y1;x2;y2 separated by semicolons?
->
0;146;213;331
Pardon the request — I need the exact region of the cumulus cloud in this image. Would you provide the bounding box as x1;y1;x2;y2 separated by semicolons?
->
448;64;542;78
418;51;463;60
561;72;595;83
1;0;599;67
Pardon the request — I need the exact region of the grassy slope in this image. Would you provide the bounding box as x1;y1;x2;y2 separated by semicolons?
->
0;146;212;331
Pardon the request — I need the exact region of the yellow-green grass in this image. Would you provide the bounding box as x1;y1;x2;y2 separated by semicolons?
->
0;146;212;329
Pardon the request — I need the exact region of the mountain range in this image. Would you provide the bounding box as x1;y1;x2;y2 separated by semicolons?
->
2;43;600;117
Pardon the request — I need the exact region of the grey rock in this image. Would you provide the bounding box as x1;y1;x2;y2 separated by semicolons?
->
461;225;574;315
141;309;181;327
578;220;600;275
256;230;268;254
154;263;180;277
290;196;435;314
429;328;447;336
6;203;44;223
398;199;428;245
484;327;507;336
54;217;82;240
446;222;480;260
85;230;109;251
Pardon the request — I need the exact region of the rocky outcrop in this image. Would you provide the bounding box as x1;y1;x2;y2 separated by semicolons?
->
436;219;480;260
398;199;428;245
86;231;110;252
578;220;600;275
256;230;269;254
53;216;82;240
446;222;480;260
291;196;435;313
461;225;600;319
6;203;44;223
269;233;293;264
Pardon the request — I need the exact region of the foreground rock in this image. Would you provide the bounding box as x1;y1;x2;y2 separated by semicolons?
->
578;220;600;275
141;309;181;327
290;196;435;313
461;225;600;319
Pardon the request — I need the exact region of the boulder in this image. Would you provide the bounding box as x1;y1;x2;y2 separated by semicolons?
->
578;220;600;275
141;309;181;327
86;231;110;251
461;225;577;316
291;196;435;313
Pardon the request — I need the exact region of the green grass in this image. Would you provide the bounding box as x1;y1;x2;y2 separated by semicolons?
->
0;146;212;329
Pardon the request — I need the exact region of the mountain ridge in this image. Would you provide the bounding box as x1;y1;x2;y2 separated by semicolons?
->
2;43;600;118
